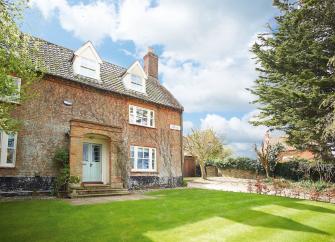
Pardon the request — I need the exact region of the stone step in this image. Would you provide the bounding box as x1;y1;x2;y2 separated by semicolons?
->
71;192;130;198
76;189;129;195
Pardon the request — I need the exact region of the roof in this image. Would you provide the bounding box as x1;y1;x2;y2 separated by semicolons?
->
29;37;183;111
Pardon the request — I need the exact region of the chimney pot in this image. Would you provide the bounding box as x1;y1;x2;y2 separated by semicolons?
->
144;47;158;79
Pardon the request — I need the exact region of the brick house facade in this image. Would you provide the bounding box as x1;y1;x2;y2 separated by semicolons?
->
0;38;183;193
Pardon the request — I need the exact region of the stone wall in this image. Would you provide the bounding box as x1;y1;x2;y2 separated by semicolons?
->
0;75;182;191
128;176;182;189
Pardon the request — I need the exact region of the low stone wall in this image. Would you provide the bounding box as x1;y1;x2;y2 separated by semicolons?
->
128;176;183;189
218;169;261;179
206;166;218;177
0;176;55;195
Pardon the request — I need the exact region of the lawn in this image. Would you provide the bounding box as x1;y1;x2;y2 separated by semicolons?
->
0;189;335;242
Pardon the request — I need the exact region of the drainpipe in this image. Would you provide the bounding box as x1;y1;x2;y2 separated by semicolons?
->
180;111;184;184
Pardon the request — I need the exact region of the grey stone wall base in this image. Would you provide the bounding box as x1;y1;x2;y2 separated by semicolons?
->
0;177;55;194
128;176;182;190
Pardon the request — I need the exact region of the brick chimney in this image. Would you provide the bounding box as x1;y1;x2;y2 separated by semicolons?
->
143;47;158;79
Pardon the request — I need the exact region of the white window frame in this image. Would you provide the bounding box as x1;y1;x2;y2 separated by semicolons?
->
129;74;145;92
0;131;18;168
0;76;21;103
78;57;100;80
130;145;156;172
129;105;155;128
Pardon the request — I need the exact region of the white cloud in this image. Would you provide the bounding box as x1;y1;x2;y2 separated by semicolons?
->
200;110;267;157
31;0;117;44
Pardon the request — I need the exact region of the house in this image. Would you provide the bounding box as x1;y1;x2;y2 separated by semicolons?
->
264;131;314;162
0;37;184;195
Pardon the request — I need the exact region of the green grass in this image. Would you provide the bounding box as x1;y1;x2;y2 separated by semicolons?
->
0;189;335;242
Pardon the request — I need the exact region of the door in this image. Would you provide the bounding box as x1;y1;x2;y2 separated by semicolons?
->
83;143;102;182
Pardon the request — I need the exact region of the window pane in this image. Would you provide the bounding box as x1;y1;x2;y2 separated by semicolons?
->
130;75;142;86
93;145;101;162
130;158;135;169
7;134;15;148
6;149;14;164
137;158;144;169
83;143;89;161
143;159;149;169
81;58;97;70
150;111;154;127
80;67;96;79
152;149;156;170
130;146;135;158
138;148;143;158
143;148;149;158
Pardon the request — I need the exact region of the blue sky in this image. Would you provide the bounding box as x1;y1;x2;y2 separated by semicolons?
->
23;0;278;157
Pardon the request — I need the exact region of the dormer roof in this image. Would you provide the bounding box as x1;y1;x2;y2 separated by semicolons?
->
73;41;102;64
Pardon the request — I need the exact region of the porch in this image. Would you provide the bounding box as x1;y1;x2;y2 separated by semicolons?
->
68;120;128;197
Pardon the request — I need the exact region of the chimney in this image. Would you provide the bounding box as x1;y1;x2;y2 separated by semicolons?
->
143;47;158;79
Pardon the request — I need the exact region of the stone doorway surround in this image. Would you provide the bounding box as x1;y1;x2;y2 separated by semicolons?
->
69;119;123;186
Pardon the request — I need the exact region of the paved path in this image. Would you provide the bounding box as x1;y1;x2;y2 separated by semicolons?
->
68;194;156;205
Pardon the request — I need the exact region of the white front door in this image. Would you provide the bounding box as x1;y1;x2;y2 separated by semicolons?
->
82;143;102;182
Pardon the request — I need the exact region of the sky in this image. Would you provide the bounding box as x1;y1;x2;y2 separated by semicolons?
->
22;0;278;158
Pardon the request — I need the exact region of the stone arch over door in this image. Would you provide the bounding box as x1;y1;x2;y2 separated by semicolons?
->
69;119;122;185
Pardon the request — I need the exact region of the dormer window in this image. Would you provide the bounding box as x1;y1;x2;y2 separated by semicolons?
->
73;41;102;81
122;61;148;93
130;74;142;86
79;57;99;79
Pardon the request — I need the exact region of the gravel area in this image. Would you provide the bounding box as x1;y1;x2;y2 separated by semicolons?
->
187;176;253;193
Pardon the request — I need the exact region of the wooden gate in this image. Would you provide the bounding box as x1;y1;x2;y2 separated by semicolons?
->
183;156;196;177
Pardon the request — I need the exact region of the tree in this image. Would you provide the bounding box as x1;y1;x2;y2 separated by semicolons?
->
249;0;335;161
254;141;284;178
0;0;43;131
184;129;223;179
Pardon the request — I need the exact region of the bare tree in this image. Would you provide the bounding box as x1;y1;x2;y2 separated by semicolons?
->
254;141;271;178
254;140;283;178
184;129;223;179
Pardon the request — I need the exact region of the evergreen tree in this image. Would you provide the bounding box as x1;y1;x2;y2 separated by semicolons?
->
249;0;335;160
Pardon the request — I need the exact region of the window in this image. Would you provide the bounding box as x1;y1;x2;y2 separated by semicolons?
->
130;75;143;86
78;57;99;79
0;131;17;167
130;146;156;172
129;74;145;92
129;105;155;128
0;76;21;103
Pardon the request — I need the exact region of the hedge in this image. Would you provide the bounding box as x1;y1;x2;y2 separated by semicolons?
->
275;159;335;182
207;157;264;173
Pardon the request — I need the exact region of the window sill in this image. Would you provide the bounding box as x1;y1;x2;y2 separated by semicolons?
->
129;123;156;129
131;170;157;173
131;171;159;176
0;165;15;169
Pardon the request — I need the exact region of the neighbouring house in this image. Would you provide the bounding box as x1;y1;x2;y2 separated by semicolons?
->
264;131;314;162
0;37;184;195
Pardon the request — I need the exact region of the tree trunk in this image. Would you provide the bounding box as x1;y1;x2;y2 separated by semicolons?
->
264;165;269;178
200;163;207;180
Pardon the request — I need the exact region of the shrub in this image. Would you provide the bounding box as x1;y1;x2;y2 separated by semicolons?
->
209;157;264;174
53;148;80;196
275;158;335;182
297;180;332;192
